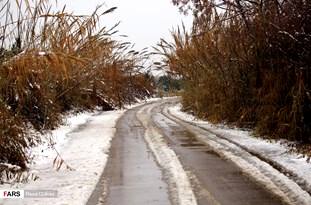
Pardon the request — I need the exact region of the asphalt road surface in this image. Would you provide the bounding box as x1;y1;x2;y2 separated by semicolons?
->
88;99;285;205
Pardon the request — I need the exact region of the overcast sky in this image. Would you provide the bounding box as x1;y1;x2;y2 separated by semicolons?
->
55;0;193;51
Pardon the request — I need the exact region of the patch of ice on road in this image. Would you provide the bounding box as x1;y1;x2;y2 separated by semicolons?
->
137;103;197;205
0;110;124;205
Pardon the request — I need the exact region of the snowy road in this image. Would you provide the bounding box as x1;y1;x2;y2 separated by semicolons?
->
88;104;171;205
89;98;306;205
2;98;310;205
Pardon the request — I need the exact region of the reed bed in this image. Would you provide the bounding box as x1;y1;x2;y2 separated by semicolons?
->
0;0;153;179
159;0;311;144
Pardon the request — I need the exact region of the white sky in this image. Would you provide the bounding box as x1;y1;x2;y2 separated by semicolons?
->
55;0;192;51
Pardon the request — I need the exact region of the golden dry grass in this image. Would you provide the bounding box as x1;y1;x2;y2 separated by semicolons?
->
160;0;311;143
0;0;154;174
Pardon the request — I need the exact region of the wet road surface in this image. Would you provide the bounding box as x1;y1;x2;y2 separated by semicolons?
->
151;102;284;205
103;106;170;205
89;100;286;205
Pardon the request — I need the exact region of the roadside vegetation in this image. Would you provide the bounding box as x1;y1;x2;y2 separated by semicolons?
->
158;0;311;145
0;0;153;179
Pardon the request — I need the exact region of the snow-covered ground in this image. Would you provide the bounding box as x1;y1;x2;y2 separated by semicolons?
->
167;103;311;205
4;97;308;205
137;102;197;205
29;111;98;166
0;97;163;205
0;110;124;205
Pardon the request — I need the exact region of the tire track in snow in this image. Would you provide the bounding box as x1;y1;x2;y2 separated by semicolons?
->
161;101;311;205
137;102;197;205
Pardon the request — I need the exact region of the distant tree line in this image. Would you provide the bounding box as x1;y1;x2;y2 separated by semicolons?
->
157;75;182;92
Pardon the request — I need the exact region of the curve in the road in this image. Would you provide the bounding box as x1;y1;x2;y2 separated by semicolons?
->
88;99;310;205
160;99;311;205
150;100;286;205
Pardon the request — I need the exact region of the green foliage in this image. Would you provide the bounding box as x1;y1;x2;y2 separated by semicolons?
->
157;75;182;92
